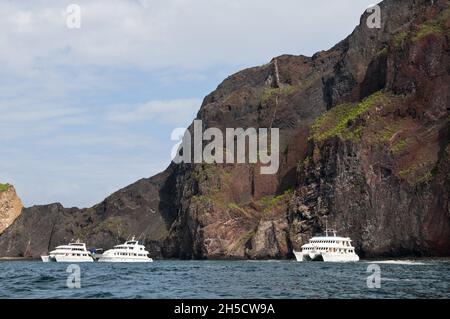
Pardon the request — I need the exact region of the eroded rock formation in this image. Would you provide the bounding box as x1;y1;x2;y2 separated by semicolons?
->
0;184;23;235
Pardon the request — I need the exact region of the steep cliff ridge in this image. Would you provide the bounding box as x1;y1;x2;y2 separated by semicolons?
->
0;183;23;235
0;0;448;259
162;0;450;259
289;2;450;257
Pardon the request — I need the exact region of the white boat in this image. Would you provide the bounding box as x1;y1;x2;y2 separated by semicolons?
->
41;240;94;262
98;237;153;263
294;228;359;262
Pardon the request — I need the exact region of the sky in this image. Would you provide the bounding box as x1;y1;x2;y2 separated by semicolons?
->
0;0;377;208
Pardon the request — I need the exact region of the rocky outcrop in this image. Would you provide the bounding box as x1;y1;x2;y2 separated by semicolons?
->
0;0;448;259
289;2;450;257
0;184;23;235
161;0;450;259
0;170;178;258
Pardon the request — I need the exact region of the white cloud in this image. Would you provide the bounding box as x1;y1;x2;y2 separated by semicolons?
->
0;0;375;72
0;104;82;123
35;132;162;149
106;98;201;125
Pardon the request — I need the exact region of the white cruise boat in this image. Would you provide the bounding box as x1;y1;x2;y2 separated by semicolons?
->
294;229;359;262
98;237;153;263
41;240;94;262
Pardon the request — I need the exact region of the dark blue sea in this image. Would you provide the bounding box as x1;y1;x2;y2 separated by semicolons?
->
0;259;448;299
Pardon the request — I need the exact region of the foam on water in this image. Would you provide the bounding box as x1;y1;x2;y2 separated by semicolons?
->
363;260;426;265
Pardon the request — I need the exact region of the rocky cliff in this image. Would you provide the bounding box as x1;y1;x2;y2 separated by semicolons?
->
0;183;23;235
0;0;448;259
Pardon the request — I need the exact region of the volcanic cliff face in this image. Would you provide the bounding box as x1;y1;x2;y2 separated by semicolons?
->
0;170;177;258
0;184;23;235
0;0;448;259
290;3;450;257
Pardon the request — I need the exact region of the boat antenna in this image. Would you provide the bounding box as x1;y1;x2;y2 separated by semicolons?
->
138;222;154;243
137;231;146;243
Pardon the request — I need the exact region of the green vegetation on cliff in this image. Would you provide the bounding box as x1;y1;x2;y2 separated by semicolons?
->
261;85;295;105
414;23;444;41
413;8;450;41
0;183;10;192
391;138;409;155
310;92;389;143
228;202;253;219
393;31;408;47
398;161;436;186
259;190;293;212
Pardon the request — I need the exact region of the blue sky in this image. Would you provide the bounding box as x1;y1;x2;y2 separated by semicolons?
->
0;0;376;207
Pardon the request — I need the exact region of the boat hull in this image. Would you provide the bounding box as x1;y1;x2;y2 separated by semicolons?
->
321;252;359;262
294;251;359;262
98;256;153;263
54;255;94;263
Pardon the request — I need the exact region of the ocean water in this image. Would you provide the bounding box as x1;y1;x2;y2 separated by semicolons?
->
0;259;449;299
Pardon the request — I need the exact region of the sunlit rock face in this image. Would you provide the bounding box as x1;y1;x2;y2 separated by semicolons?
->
0;184;23;235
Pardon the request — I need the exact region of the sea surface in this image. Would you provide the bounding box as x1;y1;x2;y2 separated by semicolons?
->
0;259;449;299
